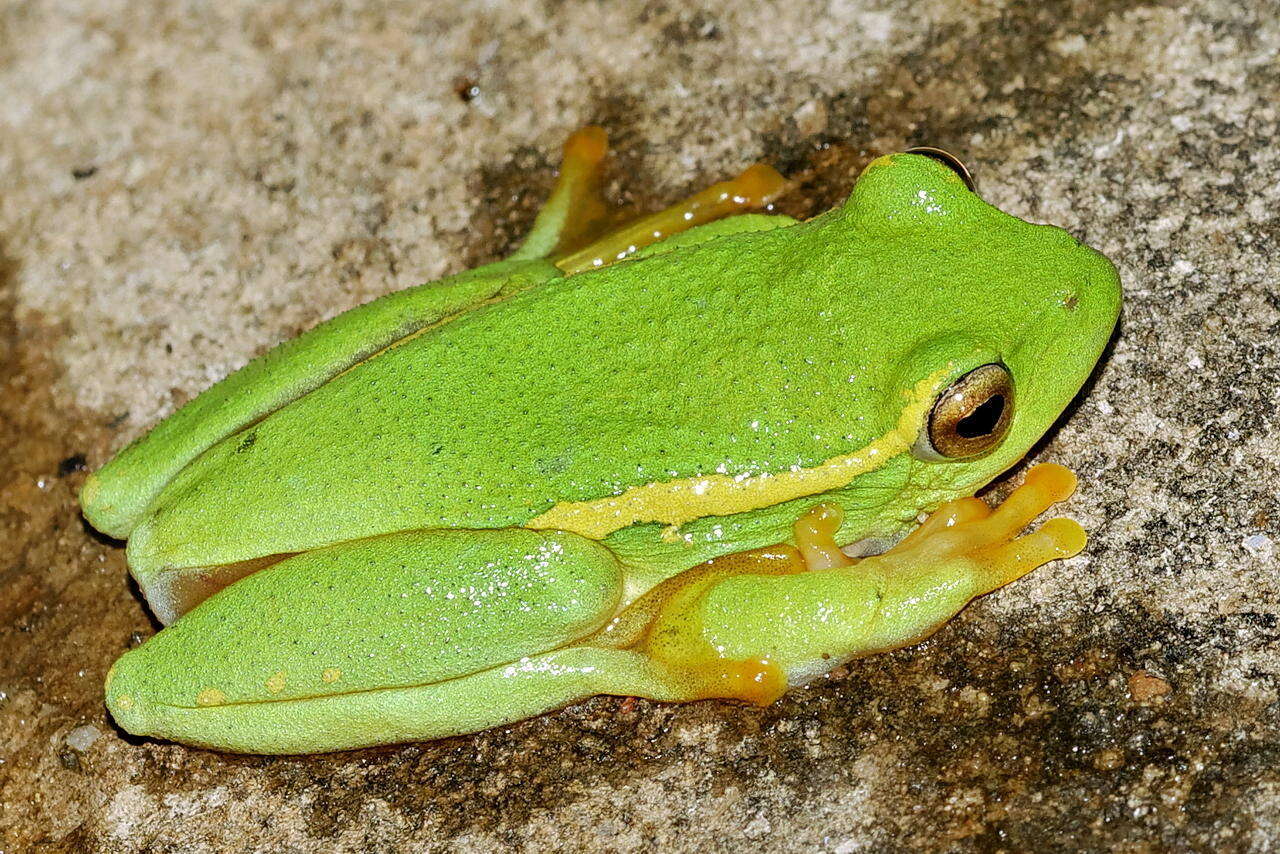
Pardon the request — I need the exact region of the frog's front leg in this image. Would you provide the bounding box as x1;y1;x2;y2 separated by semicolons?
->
592;464;1085;699
515;126;790;271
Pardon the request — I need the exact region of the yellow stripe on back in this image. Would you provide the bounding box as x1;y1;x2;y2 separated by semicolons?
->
525;370;949;540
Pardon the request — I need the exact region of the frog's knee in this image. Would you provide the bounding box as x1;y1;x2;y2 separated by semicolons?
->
78;472;126;539
78;472;101;513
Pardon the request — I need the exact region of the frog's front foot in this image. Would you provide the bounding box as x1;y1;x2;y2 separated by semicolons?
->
848;462;1084;654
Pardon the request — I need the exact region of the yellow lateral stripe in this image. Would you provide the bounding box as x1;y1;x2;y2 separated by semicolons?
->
525;370;950;540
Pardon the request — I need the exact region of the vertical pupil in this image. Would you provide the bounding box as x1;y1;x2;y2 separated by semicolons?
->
956;394;1005;438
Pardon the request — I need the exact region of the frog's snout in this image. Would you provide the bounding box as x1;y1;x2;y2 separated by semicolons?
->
1066;243;1123;343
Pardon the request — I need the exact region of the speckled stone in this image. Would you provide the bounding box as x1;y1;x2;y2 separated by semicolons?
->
2;0;1279;850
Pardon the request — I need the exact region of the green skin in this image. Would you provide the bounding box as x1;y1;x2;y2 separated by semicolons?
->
84;149;1120;753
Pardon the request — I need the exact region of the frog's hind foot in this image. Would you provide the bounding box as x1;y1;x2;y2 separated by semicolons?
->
513;125;788;273
511;126;618;261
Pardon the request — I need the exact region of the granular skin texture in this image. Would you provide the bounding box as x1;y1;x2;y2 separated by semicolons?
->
2;0;1279;850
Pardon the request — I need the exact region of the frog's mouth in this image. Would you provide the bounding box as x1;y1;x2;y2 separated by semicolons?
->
142;554;297;626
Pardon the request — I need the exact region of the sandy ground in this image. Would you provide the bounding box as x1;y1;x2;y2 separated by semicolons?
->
2;0;1279;850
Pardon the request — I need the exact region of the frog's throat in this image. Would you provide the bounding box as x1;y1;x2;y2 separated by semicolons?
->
525;369;950;541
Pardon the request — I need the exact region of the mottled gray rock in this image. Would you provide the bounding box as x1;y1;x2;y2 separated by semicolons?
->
2;0;1279;850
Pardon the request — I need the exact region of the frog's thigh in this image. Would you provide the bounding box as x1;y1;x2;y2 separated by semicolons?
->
105;527;629;753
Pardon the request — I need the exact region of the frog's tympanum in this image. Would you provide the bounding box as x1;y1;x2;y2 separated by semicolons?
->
83;128;1120;753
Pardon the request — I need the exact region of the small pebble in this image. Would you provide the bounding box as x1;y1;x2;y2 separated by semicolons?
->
1128;671;1172;702
65;724;102;752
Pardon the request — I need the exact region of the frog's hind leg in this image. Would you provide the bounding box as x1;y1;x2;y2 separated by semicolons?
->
105;526;637;752
552;158;789;274
106;522;770;754
512;126;790;272
110;639;734;754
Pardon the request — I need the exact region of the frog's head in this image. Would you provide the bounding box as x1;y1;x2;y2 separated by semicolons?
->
822;151;1121;525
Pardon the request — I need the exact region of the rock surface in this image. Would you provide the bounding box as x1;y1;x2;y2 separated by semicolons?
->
2;0;1279;850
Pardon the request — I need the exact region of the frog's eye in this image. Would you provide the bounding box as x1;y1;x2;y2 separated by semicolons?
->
904;146;977;192
919;363;1014;459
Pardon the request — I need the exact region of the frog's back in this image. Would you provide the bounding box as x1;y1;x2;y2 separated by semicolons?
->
128;218;882;571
